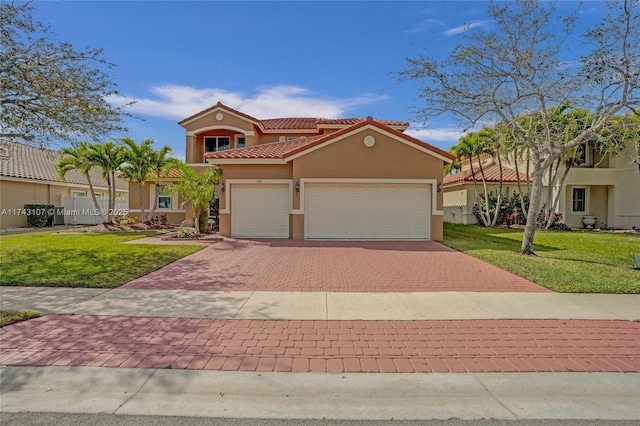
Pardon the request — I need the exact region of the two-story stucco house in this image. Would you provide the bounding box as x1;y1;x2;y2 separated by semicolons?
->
129;102;455;240
443;142;640;229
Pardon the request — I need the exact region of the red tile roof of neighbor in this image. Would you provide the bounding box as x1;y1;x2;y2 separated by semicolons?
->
179;102;409;131
204;118;455;161
0;141;129;190
443;162;531;186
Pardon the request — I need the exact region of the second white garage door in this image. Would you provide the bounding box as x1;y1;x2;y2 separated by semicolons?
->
304;183;430;240
231;184;290;238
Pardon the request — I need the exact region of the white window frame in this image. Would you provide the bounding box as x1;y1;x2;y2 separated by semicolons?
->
70;190;86;197
204;136;231;153
575;144;594;167
570;187;588;214
235;135;246;149
157;184;172;210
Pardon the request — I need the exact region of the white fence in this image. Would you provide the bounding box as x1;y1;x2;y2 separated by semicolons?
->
61;196;129;225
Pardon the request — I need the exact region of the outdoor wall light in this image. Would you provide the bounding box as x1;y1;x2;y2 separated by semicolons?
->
437;182;442;193
295;182;300;192
221;182;226;192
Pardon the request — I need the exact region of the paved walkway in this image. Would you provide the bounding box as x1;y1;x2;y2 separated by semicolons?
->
121;239;549;292
2;287;638;320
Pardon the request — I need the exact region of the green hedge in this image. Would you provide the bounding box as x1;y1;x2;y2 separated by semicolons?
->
24;204;54;228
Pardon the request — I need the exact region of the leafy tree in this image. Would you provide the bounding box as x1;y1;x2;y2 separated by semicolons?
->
56;142;105;221
398;0;639;255
170;163;222;235
120;137;154;221
87;142;124;223
450;128;503;226
0;2;132;146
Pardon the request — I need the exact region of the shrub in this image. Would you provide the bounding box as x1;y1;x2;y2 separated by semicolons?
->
472;193;529;227
177;227;197;238
24;204;54;228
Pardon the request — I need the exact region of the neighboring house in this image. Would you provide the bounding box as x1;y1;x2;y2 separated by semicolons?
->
443;162;530;225
443;141;640;229
129;102;455;239
541;141;640;229
0;141;128;229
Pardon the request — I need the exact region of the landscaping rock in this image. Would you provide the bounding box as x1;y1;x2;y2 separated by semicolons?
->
179;219;194;228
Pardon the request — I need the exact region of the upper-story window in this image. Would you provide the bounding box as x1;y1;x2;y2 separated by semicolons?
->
574;144;593;167
204;136;230;153
236;137;246;148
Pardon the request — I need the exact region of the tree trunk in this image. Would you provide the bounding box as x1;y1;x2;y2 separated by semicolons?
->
513;150;528;219
477;158;493;226
521;171;544;255
545;162;571;229
85;174;107;223
138;181;146;222
147;179;160;222
469;157;489;226
490;155;504;227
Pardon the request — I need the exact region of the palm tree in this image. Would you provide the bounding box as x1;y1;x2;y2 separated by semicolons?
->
170;163;222;235
56;142;105;221
119;137;154;222
146;145;176;222
87;141;124;223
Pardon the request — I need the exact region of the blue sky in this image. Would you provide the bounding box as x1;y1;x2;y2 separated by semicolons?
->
31;1;604;160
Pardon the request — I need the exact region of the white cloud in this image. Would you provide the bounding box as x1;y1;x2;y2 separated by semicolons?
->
443;20;488;36
405;18;445;35
405;125;467;145
109;85;385;120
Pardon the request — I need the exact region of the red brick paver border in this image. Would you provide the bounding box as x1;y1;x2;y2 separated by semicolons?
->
2;316;637;373
121;240;549;292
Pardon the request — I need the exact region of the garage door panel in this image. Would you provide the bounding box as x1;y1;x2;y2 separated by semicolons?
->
304;183;430;240
231;184;290;238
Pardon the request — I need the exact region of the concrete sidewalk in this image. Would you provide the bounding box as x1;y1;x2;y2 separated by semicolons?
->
1;287;638;320
1;366;639;420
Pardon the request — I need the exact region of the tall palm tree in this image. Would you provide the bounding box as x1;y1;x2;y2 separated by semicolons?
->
147;145;176;222
170;162;222;235
119;137;154;222
87;141;124;223
56;142;105;221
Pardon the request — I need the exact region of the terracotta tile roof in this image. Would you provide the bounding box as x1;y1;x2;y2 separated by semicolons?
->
443;163;531;186
179;102;409;131
261;118;319;130
147;167;184;179
205;119;454;162
204;135;326;159
0;141;129;190
317;118;409;127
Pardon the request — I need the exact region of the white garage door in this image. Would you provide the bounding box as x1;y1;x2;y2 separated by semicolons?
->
231;184;290;238
304;183;430;240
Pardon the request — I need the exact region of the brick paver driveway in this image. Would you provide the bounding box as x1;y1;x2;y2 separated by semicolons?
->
122;239;549;292
2;316;638;373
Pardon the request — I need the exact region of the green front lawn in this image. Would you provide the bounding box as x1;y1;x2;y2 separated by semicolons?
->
0;231;203;288
442;223;640;293
0;310;43;327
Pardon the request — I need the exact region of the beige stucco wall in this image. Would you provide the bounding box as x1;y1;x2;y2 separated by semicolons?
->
128;179;185;225
0;178;123;228
292;129;446;240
